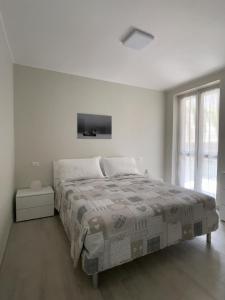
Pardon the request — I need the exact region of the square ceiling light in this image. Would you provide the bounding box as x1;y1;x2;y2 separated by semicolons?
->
121;28;154;50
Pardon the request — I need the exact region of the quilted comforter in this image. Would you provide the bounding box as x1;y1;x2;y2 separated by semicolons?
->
55;175;219;275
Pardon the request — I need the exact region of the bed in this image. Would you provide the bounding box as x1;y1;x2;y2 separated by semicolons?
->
54;159;219;288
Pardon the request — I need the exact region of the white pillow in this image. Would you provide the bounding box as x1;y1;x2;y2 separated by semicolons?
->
54;157;104;182
102;157;141;177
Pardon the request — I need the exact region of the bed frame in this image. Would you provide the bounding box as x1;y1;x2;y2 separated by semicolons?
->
91;232;212;288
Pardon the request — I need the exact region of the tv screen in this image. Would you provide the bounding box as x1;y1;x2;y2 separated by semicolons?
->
77;113;112;139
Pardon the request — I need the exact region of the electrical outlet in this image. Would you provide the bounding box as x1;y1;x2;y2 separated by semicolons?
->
32;161;40;167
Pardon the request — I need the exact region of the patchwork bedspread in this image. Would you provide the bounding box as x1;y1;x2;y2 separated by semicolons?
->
55;175;219;275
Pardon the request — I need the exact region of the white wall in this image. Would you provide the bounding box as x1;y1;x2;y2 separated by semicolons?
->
164;69;225;207
14;65;165;189
0;15;14;264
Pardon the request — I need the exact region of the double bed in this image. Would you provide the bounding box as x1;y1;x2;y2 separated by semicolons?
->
54;160;219;288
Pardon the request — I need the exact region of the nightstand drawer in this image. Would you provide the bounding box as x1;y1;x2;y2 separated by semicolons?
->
16;205;54;222
16;193;54;210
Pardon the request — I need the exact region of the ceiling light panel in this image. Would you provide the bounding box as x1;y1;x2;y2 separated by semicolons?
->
121;28;154;50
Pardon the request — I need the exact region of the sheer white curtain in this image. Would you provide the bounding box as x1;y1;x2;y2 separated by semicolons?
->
198;88;220;196
178;94;196;189
177;87;220;197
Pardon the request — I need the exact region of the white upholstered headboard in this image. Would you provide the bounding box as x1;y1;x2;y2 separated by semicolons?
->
53;160;61;188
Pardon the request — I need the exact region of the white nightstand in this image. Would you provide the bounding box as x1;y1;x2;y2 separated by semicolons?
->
16;186;54;222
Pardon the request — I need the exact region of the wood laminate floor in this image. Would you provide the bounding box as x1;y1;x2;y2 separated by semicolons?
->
0;216;225;300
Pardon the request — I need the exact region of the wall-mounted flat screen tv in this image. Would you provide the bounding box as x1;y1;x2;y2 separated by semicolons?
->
77;113;112;139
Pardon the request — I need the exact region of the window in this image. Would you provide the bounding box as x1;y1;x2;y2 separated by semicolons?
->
177;86;220;197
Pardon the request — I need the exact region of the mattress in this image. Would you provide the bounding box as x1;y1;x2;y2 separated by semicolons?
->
55;175;219;275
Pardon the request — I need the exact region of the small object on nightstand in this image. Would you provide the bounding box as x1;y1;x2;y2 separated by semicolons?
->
16;186;54;222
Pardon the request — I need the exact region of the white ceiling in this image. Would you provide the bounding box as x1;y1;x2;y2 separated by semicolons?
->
1;0;225;91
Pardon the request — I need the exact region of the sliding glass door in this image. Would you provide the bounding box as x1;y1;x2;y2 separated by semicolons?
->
177;87;220;197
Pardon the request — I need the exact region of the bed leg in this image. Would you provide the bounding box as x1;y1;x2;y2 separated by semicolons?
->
207;233;211;245
92;273;98;288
